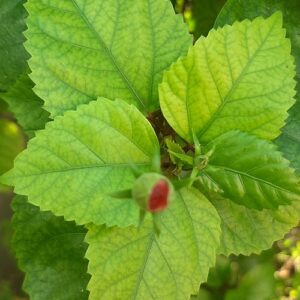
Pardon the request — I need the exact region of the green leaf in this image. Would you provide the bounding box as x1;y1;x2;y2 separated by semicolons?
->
200;131;300;210
0;0;28;91
12;195;89;300
160;13;296;143
211;194;300;256
276;103;300;174
3;98;159;226
25;0;192;116
86;188;221;299
0;119;24;192
188;0;227;39
214;0;300;175
1;73;50;138
166;138;193;166
165;138;184;164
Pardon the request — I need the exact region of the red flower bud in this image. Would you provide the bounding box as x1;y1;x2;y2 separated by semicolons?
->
132;173;173;213
148;179;169;212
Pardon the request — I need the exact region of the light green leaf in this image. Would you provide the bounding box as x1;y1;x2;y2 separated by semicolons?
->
199;131;300;210
86;188;221;300
0;0;28;91
214;0;300;175
12;195;89;300
1;73;50;138
25;0;192;116
211;194;300;256
3;98;159;226
0;119;24;192
166;138;193;166
160;13;296;143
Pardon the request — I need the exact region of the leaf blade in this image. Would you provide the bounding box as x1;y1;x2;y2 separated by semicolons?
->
1;73;50;138
86;188;221;299
0;0;28;91
214;0;300;176
3;98;159;226
201;131;300;210
160;13;296;143
25;0;192;116
12;195;89;300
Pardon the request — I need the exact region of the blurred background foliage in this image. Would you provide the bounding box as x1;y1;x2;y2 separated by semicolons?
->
0;0;299;299
0;101;26;299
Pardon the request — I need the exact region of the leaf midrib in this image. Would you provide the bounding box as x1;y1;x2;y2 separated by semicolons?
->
131;232;155;299
70;0;145;110
12;162;150;177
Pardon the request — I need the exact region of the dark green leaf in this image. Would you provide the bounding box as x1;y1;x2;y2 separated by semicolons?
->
0;0;28;91
189;0;226;39
1;73;50;138
12;195;89;300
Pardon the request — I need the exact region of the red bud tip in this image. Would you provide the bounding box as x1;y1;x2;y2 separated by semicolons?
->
148;179;169;212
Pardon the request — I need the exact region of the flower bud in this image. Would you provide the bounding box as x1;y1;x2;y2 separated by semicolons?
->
132;173;173;212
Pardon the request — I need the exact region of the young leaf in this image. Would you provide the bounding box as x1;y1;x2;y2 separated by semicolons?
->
0;0;28;91
200;131;300;210
25;0;192;116
0;119;24;192
1;73;50;138
165;138;186;165
210;194;300;256
2;98;159;227
160;13;296;143
214;0;300;175
12;196;89;300
85;188;221;299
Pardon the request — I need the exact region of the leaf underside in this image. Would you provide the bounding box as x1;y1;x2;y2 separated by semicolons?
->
160;13;296;143
86;188;221;300
25;0;192;116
